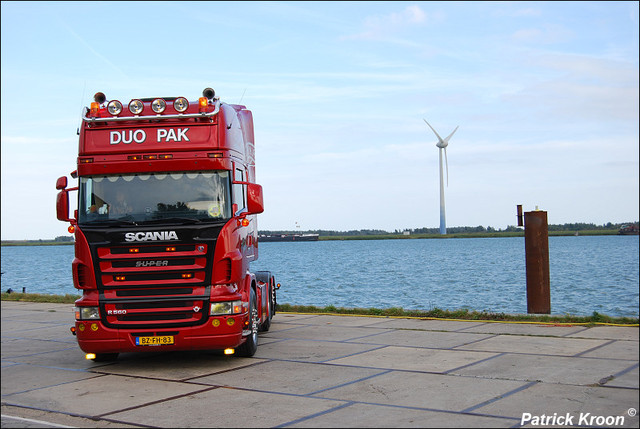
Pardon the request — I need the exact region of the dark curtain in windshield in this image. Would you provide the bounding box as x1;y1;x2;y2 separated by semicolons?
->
78;171;231;224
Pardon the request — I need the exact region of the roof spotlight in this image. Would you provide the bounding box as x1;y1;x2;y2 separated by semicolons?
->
107;100;123;116
174;97;189;113
202;88;215;100
94;92;106;104
129;99;144;115
151;98;166;114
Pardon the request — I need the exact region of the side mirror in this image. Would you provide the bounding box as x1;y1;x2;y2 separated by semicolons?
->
246;183;264;215
56;176;68;190
56;190;71;222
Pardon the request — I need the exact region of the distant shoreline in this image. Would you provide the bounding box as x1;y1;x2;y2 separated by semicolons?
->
0;229;630;246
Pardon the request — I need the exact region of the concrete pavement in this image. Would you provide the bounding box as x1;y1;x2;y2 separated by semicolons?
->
1;300;638;428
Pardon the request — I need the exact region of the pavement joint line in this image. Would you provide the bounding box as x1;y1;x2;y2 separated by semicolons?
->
179;358;273;382
448;333;502;350
275;401;356;428
450;346;639;361
442;352;507;374
317;344;389;363
301;396;522;424
306;369;393;396
560;325;592;337
2;402;152;429
573;338;617;357
2;374;109;398
1;413;76;428
340;330;397;342
1;335;78;344
609;361;639;380
460;380;538;413
1;361;97;373
0;346;86;359
95;385;221;418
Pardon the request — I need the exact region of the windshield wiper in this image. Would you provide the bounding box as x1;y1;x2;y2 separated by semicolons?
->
81;218;138;227
138;217;201;225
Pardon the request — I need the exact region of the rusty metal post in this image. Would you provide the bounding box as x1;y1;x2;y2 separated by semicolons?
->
524;210;551;314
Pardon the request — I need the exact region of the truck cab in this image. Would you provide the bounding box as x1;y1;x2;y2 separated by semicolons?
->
56;88;277;361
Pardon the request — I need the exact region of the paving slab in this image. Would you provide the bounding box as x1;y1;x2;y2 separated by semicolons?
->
460;321;589;337
326;345;499;373
451;353;638;385
345;329;496;349
1;301;638;428
190;360;387;395
254;338;385;363
309;370;529;412
457;334;610;356
5;374;209;417
290;402;519;428
91;350;269;381
472;382;640;428
105;387;346;428
566;326;639;341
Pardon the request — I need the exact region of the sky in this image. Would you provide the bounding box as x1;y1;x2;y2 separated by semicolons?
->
1;1;638;240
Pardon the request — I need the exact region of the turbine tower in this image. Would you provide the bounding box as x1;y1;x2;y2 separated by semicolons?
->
424;120;458;235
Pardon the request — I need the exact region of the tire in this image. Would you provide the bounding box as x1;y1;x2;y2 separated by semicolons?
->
260;282;272;332
237;288;258;357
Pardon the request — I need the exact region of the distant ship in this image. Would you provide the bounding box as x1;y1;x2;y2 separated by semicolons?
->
259;234;320;242
618;224;639;235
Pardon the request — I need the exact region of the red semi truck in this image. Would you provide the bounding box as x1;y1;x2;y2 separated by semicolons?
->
56;88;277;361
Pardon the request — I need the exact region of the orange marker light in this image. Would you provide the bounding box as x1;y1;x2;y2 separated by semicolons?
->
198;97;208;112
90;102;100;117
68;225;76;233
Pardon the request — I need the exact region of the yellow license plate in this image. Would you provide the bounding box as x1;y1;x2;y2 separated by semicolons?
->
135;336;174;346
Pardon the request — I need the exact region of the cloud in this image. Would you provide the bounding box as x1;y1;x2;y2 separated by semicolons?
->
512;24;574;44
341;5;429;43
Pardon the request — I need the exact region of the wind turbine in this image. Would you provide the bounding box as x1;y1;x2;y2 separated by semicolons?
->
424;120;458;235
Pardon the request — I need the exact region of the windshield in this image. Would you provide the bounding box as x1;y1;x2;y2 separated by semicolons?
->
78;171;231;225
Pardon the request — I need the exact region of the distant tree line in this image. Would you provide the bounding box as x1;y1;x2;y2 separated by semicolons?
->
259;222;638;237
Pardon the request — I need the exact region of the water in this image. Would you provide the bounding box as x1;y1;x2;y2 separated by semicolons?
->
1;236;638;317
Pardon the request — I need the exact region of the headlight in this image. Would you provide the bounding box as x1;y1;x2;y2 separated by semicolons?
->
129;99;144;115
173;97;189;113
74;306;100;320
107;100;123;116
210;300;243;315
151;98;166;113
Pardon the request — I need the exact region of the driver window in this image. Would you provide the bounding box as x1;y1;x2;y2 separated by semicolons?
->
233;168;246;213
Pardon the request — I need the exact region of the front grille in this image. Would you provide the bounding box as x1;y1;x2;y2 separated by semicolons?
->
96;243;208;288
96;243;211;328
101;286;209;328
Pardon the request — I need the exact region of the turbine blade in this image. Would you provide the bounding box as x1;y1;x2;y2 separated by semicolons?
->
444;146;449;186
423;119;444;143
444;126;459;143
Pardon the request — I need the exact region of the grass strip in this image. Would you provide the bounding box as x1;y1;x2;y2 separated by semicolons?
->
3;293;636;326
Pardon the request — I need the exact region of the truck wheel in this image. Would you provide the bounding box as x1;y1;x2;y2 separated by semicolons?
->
237;288;258;357
260;282;272;332
92;353;118;362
